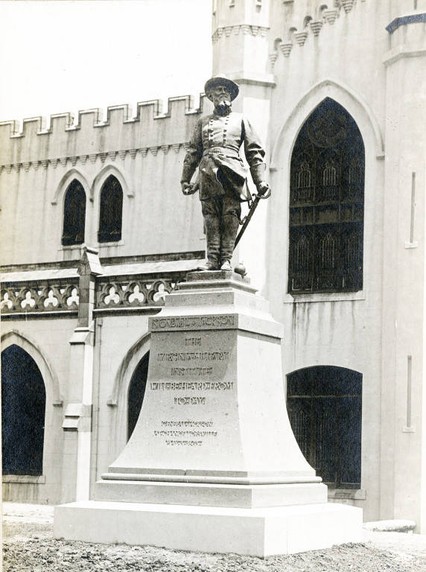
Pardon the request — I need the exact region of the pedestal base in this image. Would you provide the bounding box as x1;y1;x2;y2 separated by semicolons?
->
95;479;328;508
54;501;363;557
56;274;364;556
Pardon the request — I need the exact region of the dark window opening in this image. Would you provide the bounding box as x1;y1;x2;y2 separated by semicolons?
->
98;175;123;243
2;345;46;476
287;366;362;488
289;98;365;294
62;180;86;246
127;352;149;440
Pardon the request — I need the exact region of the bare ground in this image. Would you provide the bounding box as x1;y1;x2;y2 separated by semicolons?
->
3;504;426;572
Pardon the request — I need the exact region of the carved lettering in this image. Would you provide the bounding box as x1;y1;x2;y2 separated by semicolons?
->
157;419;218;447
165;440;203;447
154;430;217;438
171;367;213;377
151;314;236;331
156;351;230;362
185;337;202;346
161;420;214;428
150;381;234;391
173;396;207;405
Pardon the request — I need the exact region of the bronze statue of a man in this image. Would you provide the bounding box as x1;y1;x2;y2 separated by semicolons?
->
181;76;270;271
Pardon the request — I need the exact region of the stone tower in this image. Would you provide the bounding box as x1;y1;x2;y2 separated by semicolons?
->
211;0;275;289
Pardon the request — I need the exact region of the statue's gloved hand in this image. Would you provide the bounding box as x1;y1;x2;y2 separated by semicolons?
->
256;181;271;197
181;182;198;195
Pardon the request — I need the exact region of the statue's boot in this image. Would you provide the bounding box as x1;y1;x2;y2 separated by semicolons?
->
198;214;221;271
220;213;240;270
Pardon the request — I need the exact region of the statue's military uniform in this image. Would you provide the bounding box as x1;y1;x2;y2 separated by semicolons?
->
181;110;266;267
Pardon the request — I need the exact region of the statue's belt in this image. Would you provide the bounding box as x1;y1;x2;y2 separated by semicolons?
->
202;146;240;158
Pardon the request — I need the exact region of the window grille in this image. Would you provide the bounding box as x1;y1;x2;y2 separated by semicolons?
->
288;98;365;293
287;366;362;488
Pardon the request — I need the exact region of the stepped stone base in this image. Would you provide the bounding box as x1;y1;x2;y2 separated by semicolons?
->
54;500;363;557
95;479;328;508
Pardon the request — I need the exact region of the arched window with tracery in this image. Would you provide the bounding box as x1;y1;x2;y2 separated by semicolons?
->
289;98;365;293
287;366;362;488
127;352;149;440
62;180;86;246
2;345;46;476
98;175;123;243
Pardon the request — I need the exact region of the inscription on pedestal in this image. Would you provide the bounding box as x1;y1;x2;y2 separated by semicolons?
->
149;328;236;449
101;277;322;504
150;314;237;331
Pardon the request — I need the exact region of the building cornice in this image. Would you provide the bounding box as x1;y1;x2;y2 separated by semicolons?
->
212;24;269;43
0;143;190;174
386;12;426;34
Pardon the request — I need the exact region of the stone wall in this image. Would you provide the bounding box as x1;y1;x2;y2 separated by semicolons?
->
0;96;208;266
259;0;426;528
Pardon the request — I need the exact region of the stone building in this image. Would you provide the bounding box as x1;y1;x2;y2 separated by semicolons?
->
1;0;425;532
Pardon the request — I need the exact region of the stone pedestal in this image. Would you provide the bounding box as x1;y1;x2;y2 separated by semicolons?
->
54;272;363;556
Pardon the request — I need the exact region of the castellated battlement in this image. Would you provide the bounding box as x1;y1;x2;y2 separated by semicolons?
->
0;94;207;169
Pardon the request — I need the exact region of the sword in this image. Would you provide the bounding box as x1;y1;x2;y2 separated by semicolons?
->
234;185;271;249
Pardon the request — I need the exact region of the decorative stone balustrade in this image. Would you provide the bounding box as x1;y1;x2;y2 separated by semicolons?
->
1;274;186;318
96;278;177;311
1;283;80;315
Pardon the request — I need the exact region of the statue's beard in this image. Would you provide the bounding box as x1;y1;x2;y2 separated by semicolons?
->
215;100;232;115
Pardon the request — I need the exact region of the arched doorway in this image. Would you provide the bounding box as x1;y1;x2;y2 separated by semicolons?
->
127;352;149;440
287;366;362;488
2;344;46;475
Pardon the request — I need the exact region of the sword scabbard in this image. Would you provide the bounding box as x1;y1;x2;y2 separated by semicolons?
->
234;195;261;249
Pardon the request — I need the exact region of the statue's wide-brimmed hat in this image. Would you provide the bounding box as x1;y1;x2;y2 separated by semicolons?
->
204;76;239;101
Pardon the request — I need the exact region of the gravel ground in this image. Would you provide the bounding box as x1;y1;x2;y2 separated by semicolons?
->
3;504;426;572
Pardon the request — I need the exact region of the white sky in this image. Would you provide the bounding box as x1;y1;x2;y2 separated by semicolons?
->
0;0;212;123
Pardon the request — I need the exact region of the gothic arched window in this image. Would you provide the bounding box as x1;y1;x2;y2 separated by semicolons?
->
62;180;86;246
127;352;149;440
2;345;46;476
98;175;123;243
289;98;365;293
287;366;362;488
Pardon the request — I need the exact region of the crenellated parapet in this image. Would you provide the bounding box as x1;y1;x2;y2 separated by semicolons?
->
269;0;366;64
0;95;207;169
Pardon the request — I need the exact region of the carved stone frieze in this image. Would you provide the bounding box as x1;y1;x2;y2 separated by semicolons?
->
269;52;279;67
0;275;183;317
0;284;80;315
0;143;188;174
271;0;366;65
294;31;308;46
96;279;176;310
280;42;293;57
324;9;338;24
212;25;269;43
341;0;355;13
310;21;323;36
